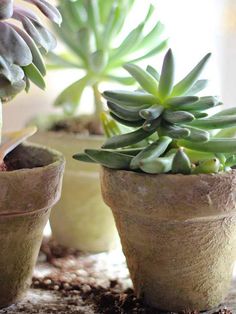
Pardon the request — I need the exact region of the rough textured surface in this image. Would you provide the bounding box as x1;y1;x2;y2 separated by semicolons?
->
0;144;65;308
0;241;235;314
101;167;236;312
0;143;65;214
32;132;118;252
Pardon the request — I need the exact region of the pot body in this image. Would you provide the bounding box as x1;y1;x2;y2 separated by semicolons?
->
0;143;64;309
32;132;118;252
101;167;236;312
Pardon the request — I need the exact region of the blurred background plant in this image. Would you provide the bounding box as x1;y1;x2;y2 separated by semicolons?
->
42;0;168;132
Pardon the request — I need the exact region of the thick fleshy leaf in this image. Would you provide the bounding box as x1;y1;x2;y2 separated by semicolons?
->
13;7;56;51
0;22;32;66
84;149;132;169
179;138;236;154
188;115;236;129
0;0;13;19
0;77;26;101
185;80;208;96
107;101;141;121
0;57;24;83
103;90;157;105
124;64;159;96
11;24;46;75
171;53;211;96
23;63;46;89
158;49;175;99
23;0;62;24
102;128;155;149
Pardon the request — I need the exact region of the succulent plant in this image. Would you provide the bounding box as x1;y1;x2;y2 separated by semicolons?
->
49;0;168;117
74;49;236;174
0;0;61;162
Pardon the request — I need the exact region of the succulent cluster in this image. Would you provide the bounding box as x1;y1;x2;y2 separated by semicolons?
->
74;49;236;174
50;0;168;116
0;0;61;102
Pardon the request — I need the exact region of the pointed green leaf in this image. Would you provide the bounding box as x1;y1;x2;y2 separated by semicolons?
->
23;63;45;90
158;49;175;99
84;149;132;169
165;96;199;107
103;90;157;105
189;115;236;130
123;64;159;96
185;79;208;95
102;127;155;149
171;53;211;96
179;138;236;153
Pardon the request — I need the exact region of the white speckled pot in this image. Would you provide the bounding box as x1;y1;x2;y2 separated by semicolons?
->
0;144;64;309
101;167;236;312
31;132;118;252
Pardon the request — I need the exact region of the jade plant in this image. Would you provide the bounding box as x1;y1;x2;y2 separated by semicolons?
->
48;0;168;119
74;49;236;174
0;0;61;164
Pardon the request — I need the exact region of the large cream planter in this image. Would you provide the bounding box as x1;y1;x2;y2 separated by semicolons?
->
31;132;118;252
0;143;64;309
101;167;236;312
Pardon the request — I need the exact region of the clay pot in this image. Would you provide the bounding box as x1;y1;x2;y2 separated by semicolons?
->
101;167;236;312
0;143;65;309
31;132;118;252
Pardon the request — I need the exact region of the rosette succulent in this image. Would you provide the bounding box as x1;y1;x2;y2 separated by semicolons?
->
0;0;61;162
49;0;168;117
74;49;236;174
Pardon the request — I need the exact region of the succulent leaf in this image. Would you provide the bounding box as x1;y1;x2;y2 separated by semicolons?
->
171;53;211;96
172;148;191;174
158;49;175;99
76;49;236;174
123;64;159;97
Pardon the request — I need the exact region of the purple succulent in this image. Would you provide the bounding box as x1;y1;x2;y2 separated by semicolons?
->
0;0;62;101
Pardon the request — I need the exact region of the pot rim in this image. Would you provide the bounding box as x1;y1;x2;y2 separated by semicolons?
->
0;141;65;176
102;166;236;179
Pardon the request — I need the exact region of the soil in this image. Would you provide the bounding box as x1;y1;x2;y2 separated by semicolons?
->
23;238;233;314
49;116;103;136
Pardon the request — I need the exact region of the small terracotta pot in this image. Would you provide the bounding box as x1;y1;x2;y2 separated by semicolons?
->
101;167;236;312
0;143;65;309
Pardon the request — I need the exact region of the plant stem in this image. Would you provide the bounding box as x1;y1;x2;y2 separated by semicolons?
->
93;83;104;119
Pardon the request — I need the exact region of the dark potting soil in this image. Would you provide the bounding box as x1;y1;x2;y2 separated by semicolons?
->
29;238;232;314
49;116;103;136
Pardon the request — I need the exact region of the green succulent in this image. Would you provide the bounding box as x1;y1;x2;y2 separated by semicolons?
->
49;0;168;117
74;49;236;175
0;0;61;102
0;0;61;156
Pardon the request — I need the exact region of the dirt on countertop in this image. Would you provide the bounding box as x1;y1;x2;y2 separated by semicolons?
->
28;238;233;314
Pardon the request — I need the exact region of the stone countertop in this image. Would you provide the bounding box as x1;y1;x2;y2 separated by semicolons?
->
0;241;235;314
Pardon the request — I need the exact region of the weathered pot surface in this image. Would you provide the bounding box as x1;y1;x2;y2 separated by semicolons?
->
0;143;65;309
101;166;236;312
31;131;118;253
